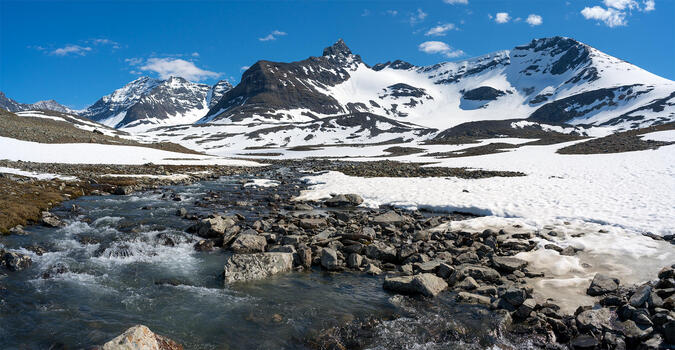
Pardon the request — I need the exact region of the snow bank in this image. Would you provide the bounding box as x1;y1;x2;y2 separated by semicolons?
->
0;166;77;181
641;129;675;142
0;136;261;166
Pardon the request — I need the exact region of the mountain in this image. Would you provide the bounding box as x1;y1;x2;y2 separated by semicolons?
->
201;37;675;131
80;76;233;129
0;92;74;114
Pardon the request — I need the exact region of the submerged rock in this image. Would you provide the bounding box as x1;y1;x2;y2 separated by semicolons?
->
101;324;183;350
223;253;293;283
383;273;448;297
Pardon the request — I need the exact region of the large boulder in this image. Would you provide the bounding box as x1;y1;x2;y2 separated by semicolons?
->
101;325;182;350
41;211;63;228
324;194;364;207
383;273;448;297
230;234;267;253
457;264;501;283
223;253;293;283
188;215;237;239
1;250;32;271
320;248;339;270
492;256;528;273
364;241;397;263
629;284;653;307
587;274;620;296
576;308;612;333
372;211;406;226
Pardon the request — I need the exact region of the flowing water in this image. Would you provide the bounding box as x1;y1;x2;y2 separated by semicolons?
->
0;172;517;349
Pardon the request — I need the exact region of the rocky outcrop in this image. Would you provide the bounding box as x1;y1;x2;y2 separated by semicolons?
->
100;325;183;350
223;253;294;283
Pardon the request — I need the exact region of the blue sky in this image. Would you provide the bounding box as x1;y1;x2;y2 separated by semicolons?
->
1;0;673;109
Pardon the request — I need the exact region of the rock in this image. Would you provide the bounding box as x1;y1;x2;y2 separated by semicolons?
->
587;274;620;296
514;298;536;319
175;208;187;217
457;276;479;290
503;288;528;307
364;241;397;263
492;256;528;273
113;186;134;195
299;218;327;230
560;246;578;256
620;319;653;342
365;264;382;275
101;325;183;350
361;227;376;240
413;260;442;273
576;308;612;332
1;251;32;271
297;246;312;269
570;334;599;350
321;248;339;271
663;320;675;343
456;251;479;264
457;264;501;283
457;292;491;305
223;253;293;283
9;225;27;235
324;194;364;207
347;253;363;268
40;211;63;227
383;273;448;297
193;240;215;251
436;263;455;279
630;284;653;307
230;234;267;253
372;211;406;226
189;216;236;239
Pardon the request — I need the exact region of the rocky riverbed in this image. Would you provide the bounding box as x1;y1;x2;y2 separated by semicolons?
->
0;162;672;349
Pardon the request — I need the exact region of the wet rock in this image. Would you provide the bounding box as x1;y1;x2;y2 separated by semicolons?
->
321;248;339;271
324;194;363;207
620;319;653;342
570;334;599;350
576;308;612;332
101;324;183;350
194;239;215;251
587;273;620;296
223;253;293;283
515;298;536;319
383;273;448;297
297;246;312;269
41;211;63;227
1;250;32;271
663;320;675;343
503;288;528;307
230;234;267;253
413;260;442;274
365;263;382;275
492;256;528;273
113;186;134;196
175;208;187;217
347;253;363;268
189;215;236;239
372;211;406;226
9;225;27;235
630;284;653;307
436;263;455;279
457;292;491;305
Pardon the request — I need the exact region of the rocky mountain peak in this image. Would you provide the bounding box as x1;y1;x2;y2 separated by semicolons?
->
322;39;352;57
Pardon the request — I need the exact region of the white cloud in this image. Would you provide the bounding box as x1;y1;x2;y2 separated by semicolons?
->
125;57;143;66
643;0;655;11
51;45;92;56
409;8;427;24
581;6;627;27
191;52;200;57
361;9;370;16
526;14;543;26
259;30;287;42
425;23;456;36
418;41;465;58
90;38;120;49
495;12;510;23
603;0;638;10
137;58;221;81
240;66;250;71
582;0;655;27
386;10;398;16
443;0;468;4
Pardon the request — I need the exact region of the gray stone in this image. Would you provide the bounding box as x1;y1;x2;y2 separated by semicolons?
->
457;276;479;290
347;253;363;268
587;273;620;296
364;241;397;263
570;334;598;350
457;292;491;305
620;319;653;341
1;251;32;271
515;298;536;318
40;211;63;227
503;288;528;307
365;263;382;275
101;325;182;350
630;284;653;307
297;246;312;268
298;218;327;230
492;256;528;273
436;263;455;279
383;273;448;297
223;253;293;283
230;234;267;253
321;248;339;270
458;264;501;283
191;216;236;239
576;308;612;332
324;194;364;207
361;227;376;240
373;211;406;226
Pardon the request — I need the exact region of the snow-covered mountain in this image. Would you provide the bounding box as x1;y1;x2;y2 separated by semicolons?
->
203;37;675;131
0;92;74;114
80;77;232;129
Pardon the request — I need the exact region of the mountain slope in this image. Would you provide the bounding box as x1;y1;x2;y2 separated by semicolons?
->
0;92;74;114
80;77;232;129
202;37;675;131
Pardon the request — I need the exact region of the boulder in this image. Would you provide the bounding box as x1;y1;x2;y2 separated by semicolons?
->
324;194;364;207
101;325;182;350
298;218;327;230
456;276;479;290
383;273;448;297
189;216;236;239
587;274;620;296
372;211;406;226
629;284;653;307
320;248;339;270
347;253;363;268
40;211;63;228
230;234;267;253
576;308;612;332
492;256;528;273
297;246;312;268
364;241;397;263
457;292;491;305
223;253;293;283
1;250;32;271
457;264;501;283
